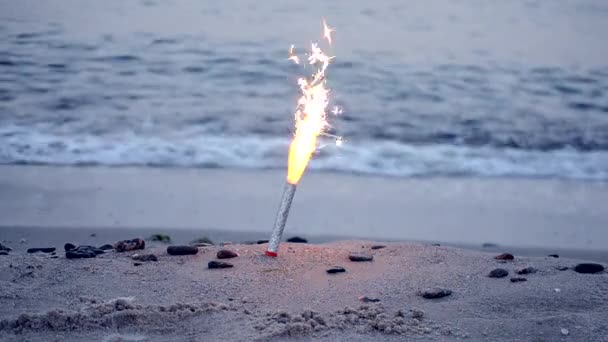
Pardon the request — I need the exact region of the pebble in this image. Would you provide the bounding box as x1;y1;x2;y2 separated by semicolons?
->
167;245;199;256
494;253;514;260
411;309;425;319
66;247;97;259
517;267;537;275
20;239;26;244
561;328;569;336
555;266;569;271
287;236;308;243
217;249;239;259
98;244;114;250
488;268;509;278
348;252;373;262
431;243;441;246
208;261;233;269
326;266;346;274
370;245;386;250
27;247;56;254
548;254;559;258
114;238;145;252
573;263;605;274
0;243;11;252
419;288;452;299
133;262;142;266
0;251;8;256
132;254;158;262
510;277;527;283
256;240;269;244
64;243;76;251
358;296;380;303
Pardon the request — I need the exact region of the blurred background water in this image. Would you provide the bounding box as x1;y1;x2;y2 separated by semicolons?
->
1;0;607;180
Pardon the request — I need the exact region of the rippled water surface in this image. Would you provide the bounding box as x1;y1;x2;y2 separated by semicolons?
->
1;0;608;180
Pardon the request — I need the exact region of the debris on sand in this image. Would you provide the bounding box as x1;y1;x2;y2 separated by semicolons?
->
287;236;308;243
217;250;239;259
132;254;158;262
494;253;514;261
574;263;604;274
488;268;509;278
358;296;380;303
326;266;346;274
370;245;386;250
348;253;373;262
0;243;11;252
98;244;114;251
114;239;145;252
516;267;537;275
66;246;104;259
418;288;452;299
548;254;559;258
167;246;198;256
510;277;527;283
208;261;233;269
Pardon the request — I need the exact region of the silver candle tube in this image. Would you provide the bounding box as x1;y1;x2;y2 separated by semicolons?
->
266;182;297;257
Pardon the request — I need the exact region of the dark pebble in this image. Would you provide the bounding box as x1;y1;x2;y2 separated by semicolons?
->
0;243;11;252
419;288;452;299
78;246;104;255
359;296;380;303
574;263;605;274
370;245;386;250
132;254;158;262
256;240;269;244
90;233;96;237
114;238;145;252
64;243;76;251
287;236;308;243
208;261;233;269
482;243;498;248
548;254;559;258
431;243;441;246
0;251;8;256
517;267;537;275
217;249;239;259
488;268;509;278
27;248;56;254
494;253;514;260
555;266;569;271
133;262;142;266
66;250;96;259
167;245;199;256
99;244;114;250
326;266;346;274
510;277;527;283
349;252;373;262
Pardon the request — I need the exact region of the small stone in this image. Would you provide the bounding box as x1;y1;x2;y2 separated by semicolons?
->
148;234;171;243
98;244;114;250
358;296;380;303
370;245;386;250
510;277;527;283
326;266;346;274
494;253;514;260
0;243;11;252
482;243;498;248
0;251;8;256
190;237;214;245
66;250;96;259
348;252;373;262
411;309;425;319
548;254;559;258
488;268;509;278
574;263;604;274
114;238;145;252
256;240;269;244
132;254;158;262
561;328;569;336
167;245;199;256
217;249;239;259
27;247;56;254
555;266;568;271
517;267;537;275
287;236;308;243
208;261;233;269
90;233;97;237
431;243;441;246
64;243;76;251
20;239;26;244
133;262;142;266
419;288;452;299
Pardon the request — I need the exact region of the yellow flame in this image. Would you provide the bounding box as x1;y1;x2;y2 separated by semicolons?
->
286;21;335;185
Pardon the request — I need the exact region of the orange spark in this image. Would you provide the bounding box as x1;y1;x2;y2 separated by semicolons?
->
286;20;337;185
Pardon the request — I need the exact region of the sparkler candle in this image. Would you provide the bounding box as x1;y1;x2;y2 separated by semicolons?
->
266;20;338;257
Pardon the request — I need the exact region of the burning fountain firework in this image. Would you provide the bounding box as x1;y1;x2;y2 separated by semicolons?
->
266;20;341;257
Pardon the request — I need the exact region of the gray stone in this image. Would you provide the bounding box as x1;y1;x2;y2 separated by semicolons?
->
419;288;452;299
488;268;509;278
208;261;233;269
217;249;239;259
326;266;346;274
574;263;604;274
349;253;373;262
167;245;199;256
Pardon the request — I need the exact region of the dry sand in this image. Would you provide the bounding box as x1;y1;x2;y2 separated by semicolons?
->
0;233;607;341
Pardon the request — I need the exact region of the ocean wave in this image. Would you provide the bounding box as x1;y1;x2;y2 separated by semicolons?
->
1;127;606;181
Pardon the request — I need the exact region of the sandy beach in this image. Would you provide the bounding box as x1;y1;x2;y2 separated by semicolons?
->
0;166;607;341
